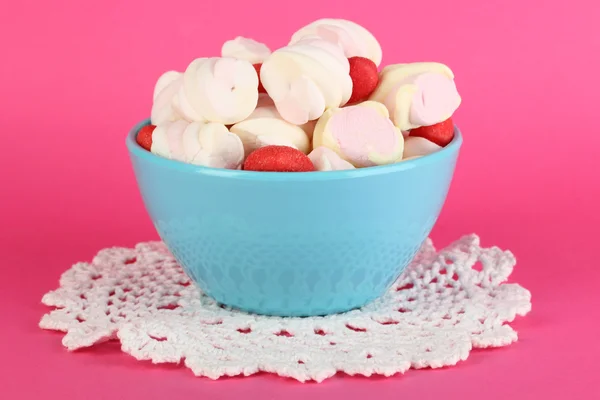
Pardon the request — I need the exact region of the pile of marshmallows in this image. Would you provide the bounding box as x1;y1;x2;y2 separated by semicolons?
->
137;18;461;172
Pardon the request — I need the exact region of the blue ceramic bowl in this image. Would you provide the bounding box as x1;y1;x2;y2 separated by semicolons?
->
126;118;462;317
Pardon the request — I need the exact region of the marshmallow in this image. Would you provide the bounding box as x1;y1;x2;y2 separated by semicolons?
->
308;147;355;171
151;120;244;169
403;136;442;158
313;101;404;167
370;62;461;131
151;71;183;125
221;37;271;64
290;19;382;67
300;120;317;140
230;94;310;156
260;37;352;125
174;57;259;125
253;95;316;139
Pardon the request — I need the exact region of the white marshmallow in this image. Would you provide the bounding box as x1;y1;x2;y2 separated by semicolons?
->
312;101;404;167
403;136;442;158
174;57;259;125
370;63;461;131
308;147;355;171
150;71;183;125
260;37;352;125
252;94;317;138
221;37;271;64
230;96;310;156
151;120;244;169
290;18;382;66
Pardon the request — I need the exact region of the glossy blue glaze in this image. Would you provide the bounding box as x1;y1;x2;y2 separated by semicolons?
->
126;119;462;316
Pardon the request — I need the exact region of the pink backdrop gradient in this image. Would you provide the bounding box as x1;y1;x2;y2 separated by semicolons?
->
1;0;599;398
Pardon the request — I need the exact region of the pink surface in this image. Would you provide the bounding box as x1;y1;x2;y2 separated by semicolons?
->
1;1;599;398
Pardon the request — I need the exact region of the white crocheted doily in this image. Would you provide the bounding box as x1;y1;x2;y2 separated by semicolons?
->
39;234;531;382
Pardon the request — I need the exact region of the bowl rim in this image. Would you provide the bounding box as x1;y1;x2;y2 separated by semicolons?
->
126;118;463;181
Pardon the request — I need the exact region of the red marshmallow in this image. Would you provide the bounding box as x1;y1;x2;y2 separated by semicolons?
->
347;57;379;104
136;124;156;151
409;118;455;147
243;145;315;172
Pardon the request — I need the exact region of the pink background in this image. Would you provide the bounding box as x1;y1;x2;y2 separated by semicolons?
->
1;0;599;398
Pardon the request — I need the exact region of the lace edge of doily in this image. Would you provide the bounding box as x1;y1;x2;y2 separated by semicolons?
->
38;234;532;382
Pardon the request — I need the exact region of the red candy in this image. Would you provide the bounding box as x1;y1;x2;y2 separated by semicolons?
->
136;124;156;151
243;145;315;172
347;57;379;104
409;118;455;147
253;63;266;94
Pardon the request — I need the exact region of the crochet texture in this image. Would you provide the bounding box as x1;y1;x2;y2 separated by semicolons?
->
40;234;531;382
